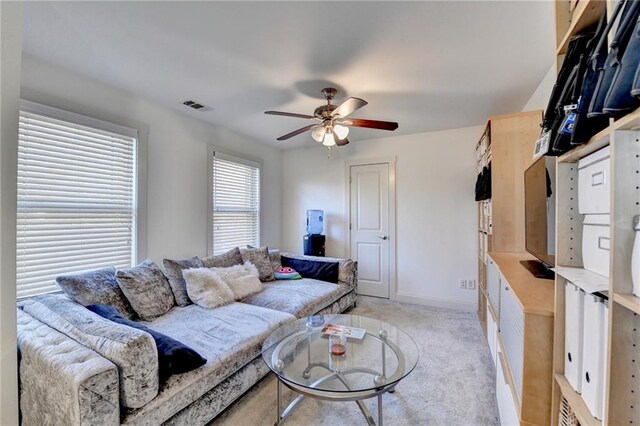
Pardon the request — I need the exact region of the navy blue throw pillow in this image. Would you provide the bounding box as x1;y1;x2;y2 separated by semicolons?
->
86;304;206;382
280;256;339;283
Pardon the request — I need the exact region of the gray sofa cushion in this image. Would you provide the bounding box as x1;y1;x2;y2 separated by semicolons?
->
116;259;175;320
241;278;352;318
56;266;137;319
17;309;120;426
201;247;243;268
281;253;357;289
240;246;274;282
21;295;159;409
162;256;203;306
123;302;295;425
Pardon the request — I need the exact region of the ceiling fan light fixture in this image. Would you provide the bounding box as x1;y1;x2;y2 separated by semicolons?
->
322;131;336;147
333;124;349;140
311;126;326;142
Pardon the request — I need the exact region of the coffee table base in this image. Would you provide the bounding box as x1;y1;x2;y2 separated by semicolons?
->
275;374;393;426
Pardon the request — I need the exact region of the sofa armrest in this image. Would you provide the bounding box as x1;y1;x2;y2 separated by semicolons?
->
17;309;119;426
21;295;159;408
280;253;358;291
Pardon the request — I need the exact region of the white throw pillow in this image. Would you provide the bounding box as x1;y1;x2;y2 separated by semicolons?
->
211;262;263;300
182;268;235;309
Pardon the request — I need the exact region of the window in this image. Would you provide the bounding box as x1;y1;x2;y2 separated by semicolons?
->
211;151;260;255
16;102;138;298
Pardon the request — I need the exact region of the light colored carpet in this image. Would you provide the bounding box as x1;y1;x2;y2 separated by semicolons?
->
212;296;499;426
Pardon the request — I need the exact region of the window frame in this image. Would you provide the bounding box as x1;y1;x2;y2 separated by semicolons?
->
207;146;262;256
17;100;147;297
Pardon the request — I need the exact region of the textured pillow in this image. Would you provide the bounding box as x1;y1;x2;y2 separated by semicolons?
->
162;257;203;306
281;256;339;283
56;266;137;319
211;263;263;300
274;266;302;280
87;304;206;382
240;246;274;282
201;247;244;268
182;267;235;309
248;245;282;270
116;259;175;320
21;295;158;408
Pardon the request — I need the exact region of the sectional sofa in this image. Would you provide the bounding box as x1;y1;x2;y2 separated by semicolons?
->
16;251;357;425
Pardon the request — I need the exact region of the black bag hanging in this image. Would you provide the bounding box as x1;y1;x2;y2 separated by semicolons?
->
589;0;640;117
550;65;581;154
474;171;482;201
571;7;617;145
603;4;640;117
542;34;593;148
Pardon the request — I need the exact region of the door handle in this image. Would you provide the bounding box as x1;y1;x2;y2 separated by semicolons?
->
378;236;388;240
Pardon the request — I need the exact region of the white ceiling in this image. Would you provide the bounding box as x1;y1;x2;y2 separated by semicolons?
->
22;1;555;149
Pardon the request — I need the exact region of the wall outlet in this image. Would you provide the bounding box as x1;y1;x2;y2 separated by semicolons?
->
459;279;467;289
467;279;476;290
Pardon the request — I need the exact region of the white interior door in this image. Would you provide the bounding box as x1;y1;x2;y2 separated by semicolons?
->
350;163;390;298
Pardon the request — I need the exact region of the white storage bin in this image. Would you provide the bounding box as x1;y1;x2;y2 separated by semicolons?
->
578;146;610;215
582;214;610;278
581;294;608;420
564;282;585;392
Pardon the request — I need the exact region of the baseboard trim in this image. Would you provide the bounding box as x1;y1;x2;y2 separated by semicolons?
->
394;292;477;312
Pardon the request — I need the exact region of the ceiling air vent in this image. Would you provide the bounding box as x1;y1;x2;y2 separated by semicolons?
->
182;100;212;111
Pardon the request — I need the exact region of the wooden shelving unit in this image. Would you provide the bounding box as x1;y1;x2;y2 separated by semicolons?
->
552;3;640;424
474;111;550;425
555;374;602;426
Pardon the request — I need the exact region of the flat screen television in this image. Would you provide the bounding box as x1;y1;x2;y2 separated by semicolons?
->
523;156;556;279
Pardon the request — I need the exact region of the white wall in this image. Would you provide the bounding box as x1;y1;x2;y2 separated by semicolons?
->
20;55;283;262
0;2;22;423
523;62;556;112
282;126;483;311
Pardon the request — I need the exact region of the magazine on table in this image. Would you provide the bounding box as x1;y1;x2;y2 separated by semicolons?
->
321;323;366;340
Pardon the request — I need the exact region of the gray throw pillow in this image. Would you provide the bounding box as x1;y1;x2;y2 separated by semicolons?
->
162;256;203;306
201;247;244;268
116;259;175;320
248;245;282;270
240;246;274;282
56;267;137;319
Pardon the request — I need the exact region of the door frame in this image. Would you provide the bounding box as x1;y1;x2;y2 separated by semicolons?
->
345;157;397;300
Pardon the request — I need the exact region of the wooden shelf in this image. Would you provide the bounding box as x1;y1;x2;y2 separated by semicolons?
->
613;292;640;315
611;106;640;130
553;266;609;294
556;0;606;56
559;107;640;163
558;127;610;163
488;251;555;317
555;374;602;426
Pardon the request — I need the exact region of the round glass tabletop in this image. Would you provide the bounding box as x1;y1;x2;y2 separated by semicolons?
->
262;314;419;395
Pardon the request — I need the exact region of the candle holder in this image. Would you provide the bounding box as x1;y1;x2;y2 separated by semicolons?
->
329;334;347;356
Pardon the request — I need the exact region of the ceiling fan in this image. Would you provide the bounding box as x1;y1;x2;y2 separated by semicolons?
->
265;87;399;147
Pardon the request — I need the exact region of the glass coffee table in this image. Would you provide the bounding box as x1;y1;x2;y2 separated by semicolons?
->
262;314;419;426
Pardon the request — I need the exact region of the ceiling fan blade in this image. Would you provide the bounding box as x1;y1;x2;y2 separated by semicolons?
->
276;124;317;141
330;97;368;119
342;118;398;131
265;111;315;120
335;137;350;146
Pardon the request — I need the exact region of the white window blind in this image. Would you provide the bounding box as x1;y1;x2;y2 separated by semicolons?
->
212;153;260;255
17;108;137;298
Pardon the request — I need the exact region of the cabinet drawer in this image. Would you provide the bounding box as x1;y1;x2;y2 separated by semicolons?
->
500;281;525;401
496;351;520;426
487;257;501;321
